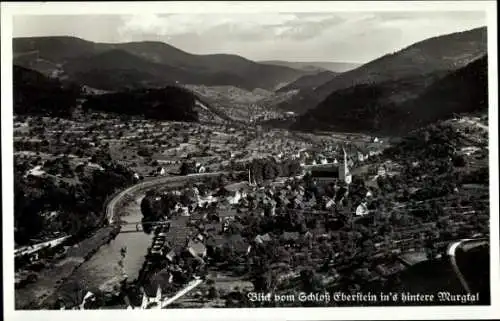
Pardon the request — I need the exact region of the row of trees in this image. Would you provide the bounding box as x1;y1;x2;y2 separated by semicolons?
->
384;123;458;160
140;190;184;222
247;158;302;183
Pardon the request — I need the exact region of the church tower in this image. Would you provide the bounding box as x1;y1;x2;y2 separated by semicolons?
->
340;148;352;185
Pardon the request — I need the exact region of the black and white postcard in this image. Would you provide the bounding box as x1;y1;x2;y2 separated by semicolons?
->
2;1;498;320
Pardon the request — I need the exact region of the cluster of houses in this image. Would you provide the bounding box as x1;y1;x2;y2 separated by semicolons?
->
153;161;207;177
139;223;206;295
136;140;394;301
160;151;377;221
135;154;399;307
22;156;106;180
287;141;384;168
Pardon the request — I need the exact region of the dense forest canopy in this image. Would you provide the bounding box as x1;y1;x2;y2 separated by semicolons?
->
14;152;134;245
82;87;199;122
13;65;81;117
294;55;488;135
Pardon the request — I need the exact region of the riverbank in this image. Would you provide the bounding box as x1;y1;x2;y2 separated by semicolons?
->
15;225;120;309
44;194;153;309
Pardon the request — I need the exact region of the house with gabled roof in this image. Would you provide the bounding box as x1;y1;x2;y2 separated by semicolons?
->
187;239;207;261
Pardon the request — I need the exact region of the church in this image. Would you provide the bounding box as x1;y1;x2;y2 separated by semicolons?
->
308;148;352;185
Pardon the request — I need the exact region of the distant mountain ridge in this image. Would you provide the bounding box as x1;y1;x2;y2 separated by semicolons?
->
13;26;488;133
60;48;257;91
279;27;487;114
13;36;308;91
259;60;360;73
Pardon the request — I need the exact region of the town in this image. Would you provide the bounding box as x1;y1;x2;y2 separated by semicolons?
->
13;106;490;309
10;12;491;313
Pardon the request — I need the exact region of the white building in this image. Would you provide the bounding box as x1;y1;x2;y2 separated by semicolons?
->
355;202;369;216
174;203;190;216
377;166;387;176
140;287;162;309
25;165;46;178
88;162;105;171
79;291;96;310
325;198;336;209
460;146;481;156
228;190;247;205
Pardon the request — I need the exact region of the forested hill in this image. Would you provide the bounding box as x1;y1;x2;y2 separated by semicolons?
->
279;27;487;114
82;86;199;122
14;64;202;122
314;27;487;102
13;65;81;117
399;55;488;129
293;55;488;135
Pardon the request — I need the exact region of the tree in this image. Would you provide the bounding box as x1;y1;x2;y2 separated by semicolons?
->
14;177;45;244
207;286;218;299
141;193;158;220
452;155;466;167
117;247;127;278
300;268;321;293
137;147;152;158
251;260;276;293
180;161;196;175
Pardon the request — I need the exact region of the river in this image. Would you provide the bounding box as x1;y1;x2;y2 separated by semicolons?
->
69;195;152;291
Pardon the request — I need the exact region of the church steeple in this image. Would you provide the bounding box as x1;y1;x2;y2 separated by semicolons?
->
342;147;352;185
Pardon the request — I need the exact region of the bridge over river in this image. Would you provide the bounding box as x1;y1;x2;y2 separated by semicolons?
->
117;220;171;233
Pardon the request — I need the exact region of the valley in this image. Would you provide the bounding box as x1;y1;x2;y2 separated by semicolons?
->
11;24;491;310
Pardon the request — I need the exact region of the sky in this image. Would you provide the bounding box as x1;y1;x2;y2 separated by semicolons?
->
13;12;486;63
